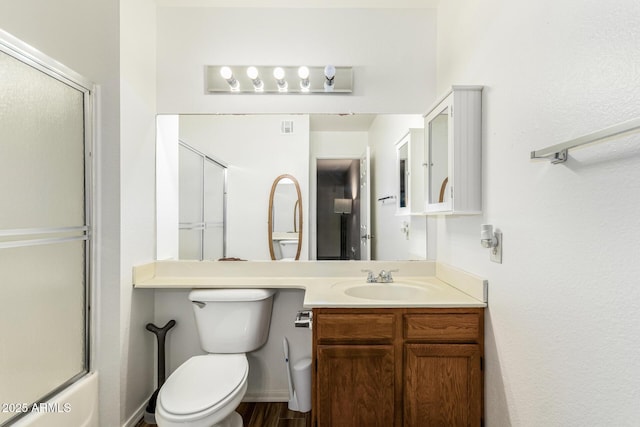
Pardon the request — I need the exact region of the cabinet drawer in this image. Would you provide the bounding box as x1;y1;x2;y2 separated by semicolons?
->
316;313;395;343
404;313;481;342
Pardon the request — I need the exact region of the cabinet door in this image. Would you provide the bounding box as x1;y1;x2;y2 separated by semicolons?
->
404;344;482;427
317;345;395;427
425;98;452;212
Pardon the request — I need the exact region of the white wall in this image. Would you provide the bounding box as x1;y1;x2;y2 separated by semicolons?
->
0;2;122;426
368;115;429;260
178;114;310;260
120;0;158;424
436;1;640;425
156;7;437;114
156;116;180;260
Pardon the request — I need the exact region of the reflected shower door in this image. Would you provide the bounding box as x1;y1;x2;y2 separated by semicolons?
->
178;142;227;260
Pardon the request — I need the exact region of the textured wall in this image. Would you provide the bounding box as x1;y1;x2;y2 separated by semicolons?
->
436;0;640;425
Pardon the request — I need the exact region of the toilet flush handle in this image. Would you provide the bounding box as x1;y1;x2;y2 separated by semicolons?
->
192;301;206;309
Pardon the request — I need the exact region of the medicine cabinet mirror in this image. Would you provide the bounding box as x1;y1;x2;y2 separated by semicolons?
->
268;174;303;260
424;86;483;215
426;105;450;209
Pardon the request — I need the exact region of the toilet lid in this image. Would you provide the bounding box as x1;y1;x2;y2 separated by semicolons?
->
159;354;248;416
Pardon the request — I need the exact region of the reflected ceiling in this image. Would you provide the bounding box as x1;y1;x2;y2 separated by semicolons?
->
310;114;376;132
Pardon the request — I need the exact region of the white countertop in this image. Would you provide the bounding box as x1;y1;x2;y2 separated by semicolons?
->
133;260;487;308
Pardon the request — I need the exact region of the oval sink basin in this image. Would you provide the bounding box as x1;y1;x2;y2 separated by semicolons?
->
343;283;434;301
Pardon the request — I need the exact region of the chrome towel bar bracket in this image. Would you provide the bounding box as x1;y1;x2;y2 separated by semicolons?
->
530;117;640;164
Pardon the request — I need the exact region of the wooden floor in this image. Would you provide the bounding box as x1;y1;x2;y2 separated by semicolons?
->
136;402;311;427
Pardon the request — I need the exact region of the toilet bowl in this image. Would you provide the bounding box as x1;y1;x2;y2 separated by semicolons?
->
155;355;248;427
155;289;275;427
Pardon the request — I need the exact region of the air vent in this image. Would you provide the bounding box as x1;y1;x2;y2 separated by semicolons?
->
281;120;294;134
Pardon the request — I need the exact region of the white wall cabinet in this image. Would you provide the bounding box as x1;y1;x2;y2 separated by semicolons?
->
424;86;483;215
395;128;425;216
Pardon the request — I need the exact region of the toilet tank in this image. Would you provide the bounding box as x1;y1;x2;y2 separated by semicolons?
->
278;240;299;259
188;289;275;353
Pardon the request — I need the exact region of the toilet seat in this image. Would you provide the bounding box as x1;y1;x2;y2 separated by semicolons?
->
157;354;248;423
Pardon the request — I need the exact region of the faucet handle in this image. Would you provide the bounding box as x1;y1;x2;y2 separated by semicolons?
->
378;269;399;282
361;269;376;283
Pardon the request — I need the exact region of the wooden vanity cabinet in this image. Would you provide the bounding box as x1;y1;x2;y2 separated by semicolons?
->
312;308;484;427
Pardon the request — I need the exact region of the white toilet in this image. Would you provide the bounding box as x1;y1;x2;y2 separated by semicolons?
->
155;289;275;427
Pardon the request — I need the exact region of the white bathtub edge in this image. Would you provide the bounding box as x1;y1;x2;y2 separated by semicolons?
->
12;372;98;427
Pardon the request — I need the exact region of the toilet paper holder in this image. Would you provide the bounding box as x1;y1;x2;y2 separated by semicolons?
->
295;310;313;328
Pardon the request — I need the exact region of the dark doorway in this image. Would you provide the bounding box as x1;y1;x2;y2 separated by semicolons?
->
316;159;361;260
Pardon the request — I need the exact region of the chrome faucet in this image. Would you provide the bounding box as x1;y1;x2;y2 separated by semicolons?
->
362;269;398;283
361;269;377;283
377;269;398;283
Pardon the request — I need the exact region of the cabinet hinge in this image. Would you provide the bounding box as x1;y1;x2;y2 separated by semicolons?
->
480;357;484;371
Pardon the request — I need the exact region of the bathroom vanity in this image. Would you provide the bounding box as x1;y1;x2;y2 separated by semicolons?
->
133;260;487;427
312;307;483;427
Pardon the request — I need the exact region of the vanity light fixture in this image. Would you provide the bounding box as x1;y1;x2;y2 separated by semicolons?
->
273;67;288;92
219;66;239;91
324;64;336;92
246;66;264;92
206;65;352;94
480;224;503;264
298;66;310;92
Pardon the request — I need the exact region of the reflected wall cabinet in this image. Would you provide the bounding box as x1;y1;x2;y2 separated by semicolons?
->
424;86;483;214
395;128;425;216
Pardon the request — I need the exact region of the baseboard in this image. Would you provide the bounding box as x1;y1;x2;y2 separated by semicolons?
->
243;390;290;402
123;398;149;427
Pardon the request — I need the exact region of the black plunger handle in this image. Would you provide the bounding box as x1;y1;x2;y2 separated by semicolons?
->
146;319;176;386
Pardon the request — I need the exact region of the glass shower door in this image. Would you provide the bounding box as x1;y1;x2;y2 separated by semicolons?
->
0;42;91;426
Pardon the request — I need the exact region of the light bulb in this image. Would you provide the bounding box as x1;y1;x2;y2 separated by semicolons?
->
273;67;285;80
247;66;259;80
219;66;238;90
220;66;233;80
324;65;336;79
297;66;310;79
273;67;288;91
246;66;263;91
324;65;336;92
298;66;311;92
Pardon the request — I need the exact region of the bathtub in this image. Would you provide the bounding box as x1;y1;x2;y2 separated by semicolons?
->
12;372;98;427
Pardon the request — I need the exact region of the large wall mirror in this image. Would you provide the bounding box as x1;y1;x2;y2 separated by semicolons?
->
156;113;431;262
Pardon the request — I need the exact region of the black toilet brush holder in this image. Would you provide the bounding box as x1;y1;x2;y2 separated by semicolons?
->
144;319;176;424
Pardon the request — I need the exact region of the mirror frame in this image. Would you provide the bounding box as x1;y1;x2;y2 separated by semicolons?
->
268;174;303;260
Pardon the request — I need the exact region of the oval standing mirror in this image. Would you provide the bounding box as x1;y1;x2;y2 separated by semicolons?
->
268;174;303;260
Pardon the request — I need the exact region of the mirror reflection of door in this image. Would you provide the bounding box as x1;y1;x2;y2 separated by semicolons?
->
316;159;363;260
